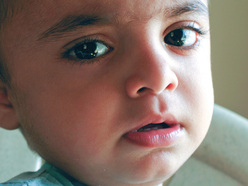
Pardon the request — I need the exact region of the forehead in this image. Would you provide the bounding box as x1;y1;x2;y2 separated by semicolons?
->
19;0;208;24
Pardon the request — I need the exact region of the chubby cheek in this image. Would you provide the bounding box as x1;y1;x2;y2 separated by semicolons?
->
14;75;122;163
181;51;213;146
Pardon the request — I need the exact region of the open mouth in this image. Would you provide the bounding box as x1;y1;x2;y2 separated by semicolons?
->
125;121;182;147
135;123;171;132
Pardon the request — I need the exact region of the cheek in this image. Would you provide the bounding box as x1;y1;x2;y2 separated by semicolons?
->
15;78;122;159
190;62;213;143
176;47;213;144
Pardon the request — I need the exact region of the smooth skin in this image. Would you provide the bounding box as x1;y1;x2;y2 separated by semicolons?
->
0;0;213;185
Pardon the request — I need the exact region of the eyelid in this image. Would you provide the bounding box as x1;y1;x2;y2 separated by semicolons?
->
164;21;208;38
163;21;209;54
61;35;114;63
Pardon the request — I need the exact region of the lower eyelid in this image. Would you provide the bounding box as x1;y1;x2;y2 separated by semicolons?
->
62;39;113;62
165;39;201;56
62;46;114;65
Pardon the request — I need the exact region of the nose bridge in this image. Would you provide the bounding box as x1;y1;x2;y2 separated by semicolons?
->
125;33;179;98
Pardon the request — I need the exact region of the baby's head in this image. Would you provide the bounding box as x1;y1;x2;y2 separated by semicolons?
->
0;0;213;185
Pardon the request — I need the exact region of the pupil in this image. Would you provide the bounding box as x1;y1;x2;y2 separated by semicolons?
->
165;29;186;46
75;42;98;59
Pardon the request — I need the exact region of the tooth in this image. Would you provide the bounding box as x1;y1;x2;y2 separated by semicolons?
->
130;130;138;133
143;128;151;131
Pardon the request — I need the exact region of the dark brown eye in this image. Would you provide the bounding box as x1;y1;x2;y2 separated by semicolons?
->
164;29;197;47
68;40;110;60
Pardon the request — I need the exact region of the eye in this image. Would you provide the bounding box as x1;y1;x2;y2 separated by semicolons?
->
64;40;112;61
164;28;198;48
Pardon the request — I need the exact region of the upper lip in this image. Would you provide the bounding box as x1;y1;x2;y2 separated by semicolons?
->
125;113;180;133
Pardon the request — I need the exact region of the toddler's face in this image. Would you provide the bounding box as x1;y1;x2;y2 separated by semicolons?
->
2;0;213;185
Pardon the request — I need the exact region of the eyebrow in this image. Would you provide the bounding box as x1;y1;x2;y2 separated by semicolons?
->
169;1;209;18
38;0;208;41
38;15;107;41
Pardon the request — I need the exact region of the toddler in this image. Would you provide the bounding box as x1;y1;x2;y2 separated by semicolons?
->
0;0;213;185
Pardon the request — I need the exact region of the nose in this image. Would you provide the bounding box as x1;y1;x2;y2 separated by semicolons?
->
125;40;178;98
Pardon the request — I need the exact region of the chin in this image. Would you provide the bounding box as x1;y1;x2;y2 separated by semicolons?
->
113;148;184;185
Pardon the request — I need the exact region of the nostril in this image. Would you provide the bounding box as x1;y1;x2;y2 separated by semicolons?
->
137;87;147;93
167;83;176;91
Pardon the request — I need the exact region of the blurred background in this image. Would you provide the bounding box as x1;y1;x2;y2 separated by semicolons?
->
209;0;248;118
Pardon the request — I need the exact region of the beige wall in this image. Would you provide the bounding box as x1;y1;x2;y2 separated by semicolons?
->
209;0;248;118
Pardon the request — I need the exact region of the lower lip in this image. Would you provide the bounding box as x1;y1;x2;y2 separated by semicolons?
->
124;124;183;147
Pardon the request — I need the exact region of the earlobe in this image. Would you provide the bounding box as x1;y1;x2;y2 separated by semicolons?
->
0;84;19;130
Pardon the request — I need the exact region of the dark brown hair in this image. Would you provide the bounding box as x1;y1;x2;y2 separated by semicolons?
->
0;0;18;85
0;0;19;85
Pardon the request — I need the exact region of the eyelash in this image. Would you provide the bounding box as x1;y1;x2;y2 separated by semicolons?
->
61;23;208;64
164;23;208;51
62;38;113;64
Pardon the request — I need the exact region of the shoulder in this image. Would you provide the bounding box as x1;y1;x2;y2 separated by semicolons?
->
0;163;74;186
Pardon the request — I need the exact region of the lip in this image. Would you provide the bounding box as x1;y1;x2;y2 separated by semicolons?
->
124;114;184;147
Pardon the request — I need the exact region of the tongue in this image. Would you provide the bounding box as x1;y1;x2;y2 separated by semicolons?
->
137;123;170;132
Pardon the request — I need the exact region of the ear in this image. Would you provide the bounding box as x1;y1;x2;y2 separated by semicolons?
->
0;82;19;130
